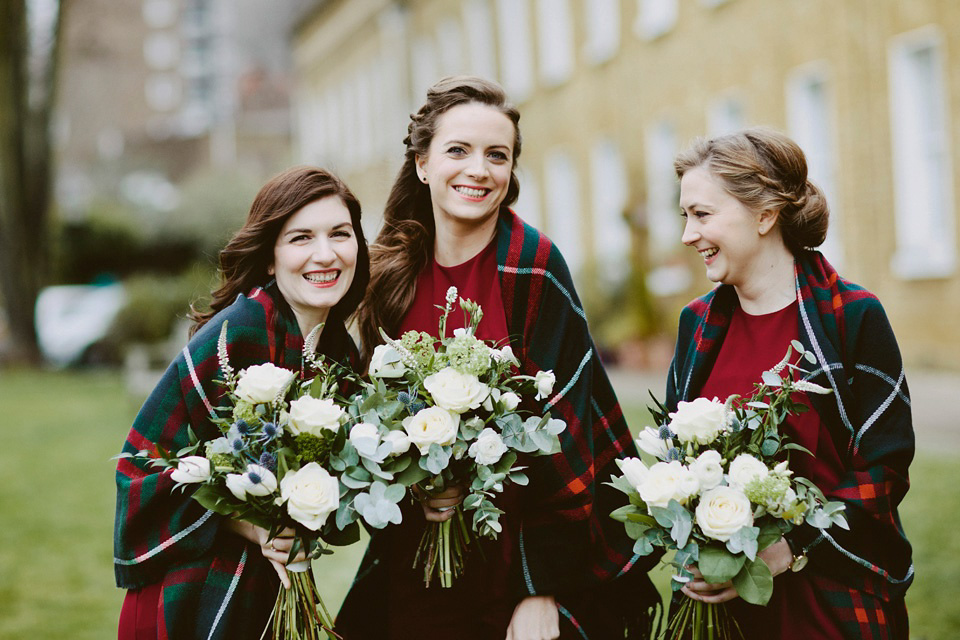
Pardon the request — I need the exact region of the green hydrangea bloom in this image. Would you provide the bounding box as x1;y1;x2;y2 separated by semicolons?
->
209;453;235;471
744;475;791;508
232;401;259;428
399;331;437;370
445;333;491;376
295;432;332;465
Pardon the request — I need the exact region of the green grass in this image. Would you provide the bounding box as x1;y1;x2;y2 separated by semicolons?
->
0;370;954;638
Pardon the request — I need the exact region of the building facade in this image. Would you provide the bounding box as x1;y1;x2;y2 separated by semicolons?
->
293;0;960;368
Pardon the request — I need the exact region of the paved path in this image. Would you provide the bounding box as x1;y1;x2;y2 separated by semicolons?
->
606;365;959;454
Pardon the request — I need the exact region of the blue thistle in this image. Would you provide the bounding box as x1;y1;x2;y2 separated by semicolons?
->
658;425;675;441
247;470;262;485
259;421;279;442
410;400;426;413
259;452;277;471
234;420;252;435
230;437;246;453
397;391;413;406
666;447;682;461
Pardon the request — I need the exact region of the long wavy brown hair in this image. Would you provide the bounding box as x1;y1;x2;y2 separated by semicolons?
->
191;166;370;335
357;76;522;361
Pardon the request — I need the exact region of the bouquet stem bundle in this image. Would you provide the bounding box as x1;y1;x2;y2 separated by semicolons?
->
414;507;473;588
266;563;339;640
663;598;743;640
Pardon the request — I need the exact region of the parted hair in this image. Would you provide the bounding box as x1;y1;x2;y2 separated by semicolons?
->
357;76;522;362
674;127;829;255
190;166;370;335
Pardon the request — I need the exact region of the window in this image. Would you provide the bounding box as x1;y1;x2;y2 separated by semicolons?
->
143;32;179;70
514;166;543;227
644;120;691;296
436;17;466;77
296;89;324;165
888;27;956;278
787;62;841;264
536;0;574;86
635;0;677;40
590;138;631;283
145;73;181;111
584;0;620;65
706;93;745;137
411;36;439;105
462;0;497;80
142;0;176;28
543;149;584;275
495;0;534;102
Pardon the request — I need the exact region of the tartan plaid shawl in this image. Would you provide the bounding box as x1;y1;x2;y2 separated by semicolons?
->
113;283;358;640
338;210;660;638
666;251;914;638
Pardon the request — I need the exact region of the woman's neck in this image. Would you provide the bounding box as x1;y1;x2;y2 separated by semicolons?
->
433;214;498;267
733;245;796;315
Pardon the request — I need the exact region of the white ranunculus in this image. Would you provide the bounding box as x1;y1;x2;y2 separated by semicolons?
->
383;430;412;455
349;422;381;456
696;485;754;541
534;370;556;401
668;397;729;445
234;363;296;404
636;427;671;460
402;406;459;454
618;457;649;490
423;367;490;413
226;464;278;500
500;391;521;411
280;462;340;531
170;456;211;484
491;345;520;366
689;450;725;492
727;453;769;489
369;344;407;378
637;461;700;508
287;396;344;437
468;428;508;465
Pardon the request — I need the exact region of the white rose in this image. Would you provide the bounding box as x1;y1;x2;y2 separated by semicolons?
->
637;461;700;508
402;406;459;454
170;456;211;484
287;396;344;436
225;464;278;500
349;422;381;457
383;430;412;456
369;344;407;378
689;450;725;492
636;426;671;460
534;370;556;401
468;428;508;465
727;453;769;489
234;363;296;404
423;367;490;413
618;457;649;490
491;345;519;366
696;486;754;541
279;462;340;531
668;397;729;445
500;392;521;411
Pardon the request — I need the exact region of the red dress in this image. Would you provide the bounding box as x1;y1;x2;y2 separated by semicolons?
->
385;239;520;639
698;300;845;639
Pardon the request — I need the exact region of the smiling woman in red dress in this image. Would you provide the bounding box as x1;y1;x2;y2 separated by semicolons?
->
334;76;661;640
668;128;914;639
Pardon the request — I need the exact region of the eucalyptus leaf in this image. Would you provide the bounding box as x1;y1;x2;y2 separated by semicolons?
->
698;545;745;584
761;370;783;387
732;557;774;606
632;537;655;556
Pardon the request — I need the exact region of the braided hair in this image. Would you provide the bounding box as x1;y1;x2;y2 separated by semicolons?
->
673;127;829;254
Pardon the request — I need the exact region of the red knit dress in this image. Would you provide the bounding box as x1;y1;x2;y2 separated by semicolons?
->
384;238;521;639
698;300;845;639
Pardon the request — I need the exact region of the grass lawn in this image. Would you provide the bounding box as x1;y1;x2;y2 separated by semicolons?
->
0;369;955;638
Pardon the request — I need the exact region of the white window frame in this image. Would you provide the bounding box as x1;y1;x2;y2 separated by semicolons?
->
462;0;498;81
786;60;842;265
536;0;574;87
543;148;584;275
584;0;620;65
887;26;956;278
495;0;535;102
634;0;678;41
706;92;745;137
590;137;631;284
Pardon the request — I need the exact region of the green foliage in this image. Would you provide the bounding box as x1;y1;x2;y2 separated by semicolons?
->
109;267;214;345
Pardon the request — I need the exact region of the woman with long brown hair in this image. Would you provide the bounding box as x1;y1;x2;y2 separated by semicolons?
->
336;76;659;640
114;166;369;639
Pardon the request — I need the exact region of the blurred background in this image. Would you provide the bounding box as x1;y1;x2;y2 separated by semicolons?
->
1;0;958;638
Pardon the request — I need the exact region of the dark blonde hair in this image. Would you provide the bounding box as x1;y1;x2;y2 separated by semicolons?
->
357;76;522;360
191;166;370;334
674;127;829;254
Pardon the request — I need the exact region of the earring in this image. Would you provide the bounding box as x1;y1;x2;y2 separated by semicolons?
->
421;175;428;183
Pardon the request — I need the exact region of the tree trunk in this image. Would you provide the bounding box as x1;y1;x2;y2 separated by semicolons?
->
0;0;65;364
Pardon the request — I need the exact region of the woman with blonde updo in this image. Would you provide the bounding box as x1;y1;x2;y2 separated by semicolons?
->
668;127;914;638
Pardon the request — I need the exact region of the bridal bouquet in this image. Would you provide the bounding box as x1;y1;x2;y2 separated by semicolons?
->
609;341;848;640
349;286;565;588
121;322;368;640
